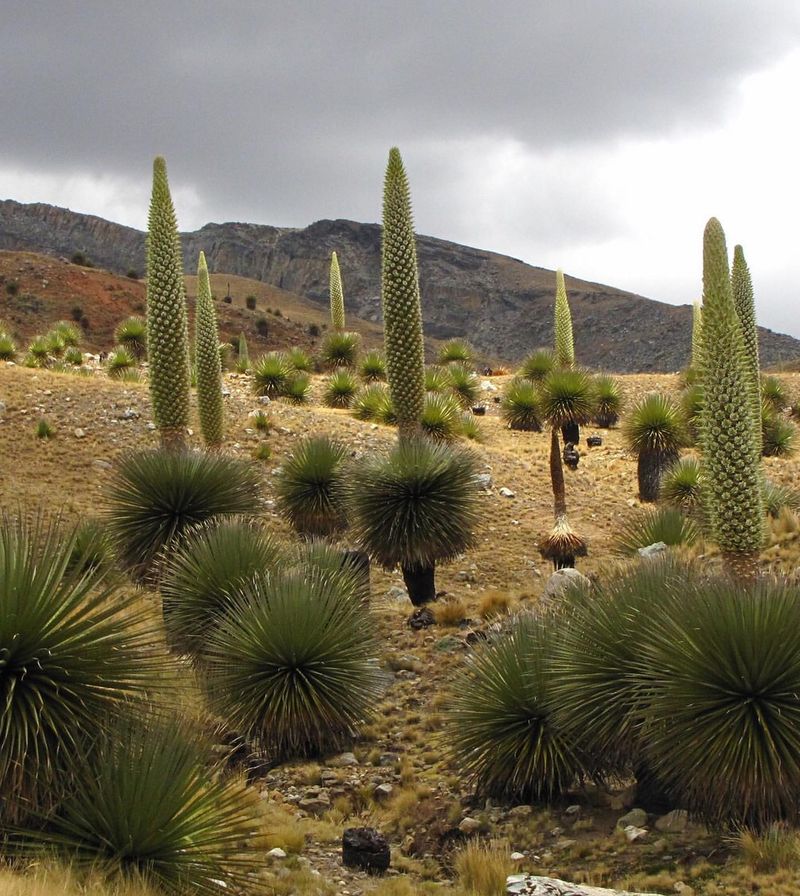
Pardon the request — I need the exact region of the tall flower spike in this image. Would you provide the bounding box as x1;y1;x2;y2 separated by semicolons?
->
329;251;345;331
381;147;425;440
195;251;224;448
146;156;190;451
731;245;762;442
691;300;703;370
698;218;764;580
554;269;575;369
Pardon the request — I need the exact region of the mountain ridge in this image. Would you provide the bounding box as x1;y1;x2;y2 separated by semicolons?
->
2;198;798;372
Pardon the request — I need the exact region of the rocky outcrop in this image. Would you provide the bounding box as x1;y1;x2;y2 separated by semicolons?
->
2;200;799;371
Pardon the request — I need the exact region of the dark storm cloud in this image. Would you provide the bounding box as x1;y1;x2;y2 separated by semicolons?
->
1;0;799;232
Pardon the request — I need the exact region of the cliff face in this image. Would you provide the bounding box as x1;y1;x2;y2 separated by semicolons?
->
1;199;798;371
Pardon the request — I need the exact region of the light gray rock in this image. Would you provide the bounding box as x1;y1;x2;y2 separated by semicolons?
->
267;847;287;859
543;568;591;601
476;472;493;490
459;816;481;834
617;808;648;829
654;809;688;833
638;542;668;559
73;427;86;438
327;752;359;768
499;486;515;498
623;825;648;842
507;875;663;895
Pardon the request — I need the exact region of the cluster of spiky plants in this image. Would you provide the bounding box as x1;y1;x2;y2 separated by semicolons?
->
252;351;291;397
593;374;623;427
437;338;474;365
0;515;164;823
349;437;479;604
15;715;264;895
114;316;147;360
202;562;383;759
446;613;588;801
145;157;191;451
352;383;391;421
275;436;350;538
381;148;426;439
518;348;556;382
501;378;543;431
194;252;224;448
420;391;463;441
106;346;137;379
105;449;261;581
763;480;800;518
446;363;480;408
283;371;312;404
624;393;687;502
288;346;313;372
161;518;283;657
698;218;764;579
424;365;450;393
359;349;386;382
323;369;359;408
613;505;700;555
320;330;360;368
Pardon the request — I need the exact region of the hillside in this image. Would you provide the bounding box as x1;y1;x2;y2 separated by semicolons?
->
3;199;798;372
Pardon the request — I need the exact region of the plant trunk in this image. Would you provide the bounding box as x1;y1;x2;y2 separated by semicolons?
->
550;428;567;518
721;550;760;584
402;563;436;606
160;426;187;453
638;449;679;502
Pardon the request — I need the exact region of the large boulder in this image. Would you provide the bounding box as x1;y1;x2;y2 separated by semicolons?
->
507;875;663;895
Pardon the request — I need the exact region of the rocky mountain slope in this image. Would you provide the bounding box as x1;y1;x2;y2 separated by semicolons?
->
2;199;798;371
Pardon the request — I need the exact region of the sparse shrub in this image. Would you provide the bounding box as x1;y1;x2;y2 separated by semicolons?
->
255;316;269;337
447;362;480;408
478;590;512;619
161;518;283;657
70;251;91;266
252;351;291;397
424;365;449;393
434;596;467;626
273;307;283;318
761;375;789;413
762;411;796;457
624;393;686;502
349;438;479;604
245;294;257;310
352;384;390;421
437;338;474;365
614;505;700;555
288;346;313;372
35;418;53;439
0;515;163;823
307;322;320;338
106;346;136;379
252;442;271;461
106;449;261;582
275;436;349;538
70;305;84;322
115;316;147;359
420;391;463;441
359;349;387;382
202;565;384;759
321;330;360;368
323;369;359;408
64;346;83;366
0;332;17;360
519;348;556;382
447;612;588;801
593;374;623;427
250;409;271;432
740;824;800;872
17;715;264;894
126;268;139;279
660;456;704;513
501;378;543;431
5;278;19;296
283;372;311;404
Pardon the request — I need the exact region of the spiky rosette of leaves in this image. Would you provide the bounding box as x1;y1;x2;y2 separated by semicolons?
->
323;369;359;408
359;349;386;382
160;518;284;657
252;351;291;397
115;316;147;359
519;348;556;382
0;514;165;823
321;330;360;369
194;252;224;448
106;450;261;582
446;363;480;408
681;383;704;444
275;436;349;538
106;346;136;379
698;218;764;573
554;269;575;369
0;332;16;361
762;411;796;458
381;147;425;439
538;368;594;429
202;566;384;759
352;384;390;421
420;391;463;441
763;480;800;518
613;505;700;556
145;157;191;451
437;338;474;365
15;715;264;894
592;374;623;427
501;378;543;431
660;456;704;514
52;321;81;347
446;613;588;801
288;346;313;372
329;250;345;330
761;376;789;414
624;393;687;502
424;365;449;393
283;372;312;404
638;576;800;829
732;245;761;435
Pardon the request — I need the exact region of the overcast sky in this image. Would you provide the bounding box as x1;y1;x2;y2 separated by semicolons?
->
2;1;799;335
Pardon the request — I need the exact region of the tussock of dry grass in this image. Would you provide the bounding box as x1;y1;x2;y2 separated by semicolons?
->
0;864;158;896
453;839;513;896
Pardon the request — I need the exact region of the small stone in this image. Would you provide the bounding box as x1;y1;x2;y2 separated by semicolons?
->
624;824;648;843
378;752;399;767
342;826;390;873
508;805;533;818
639;541;668;559
146;422;157;430
617;808;648;829
328;752;359;768
386;586;406;601
298;792;331;814
499;486;515;498
0;401;6;415
93;459;113;470
655;809;689;833
480;380;498;392
510;851;526;861
73;428;86;438
475;472;493;490
267;848;287;859
458;817;481;834
258;396;271;404
542;568;591;601
373;783;393;800
407;607;436;629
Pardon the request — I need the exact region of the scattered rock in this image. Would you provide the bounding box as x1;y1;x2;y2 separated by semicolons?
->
481;380;498;392
267;847;287;859
476;472;493;490
73;428;86;438
373;783;393;800
386;586;407;601
638;542;668;559
298;789;331;814
471;405;486;416
563;442;580;470
586;434;603;447
499;486;515;498
510;851;526;861
407;607;436;630
0;401;6;416
507;876;662;895
458;817;481;834
542;568;591;601
623;825;648;843
342;826;391;873
92;459;113;470
377;752;399;767
617;808;648;829
327;752;359;768
655;809;689;833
